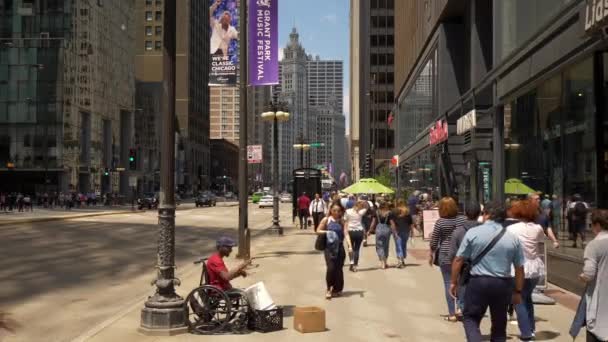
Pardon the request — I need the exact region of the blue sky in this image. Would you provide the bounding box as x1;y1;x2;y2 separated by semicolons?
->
277;0;350;119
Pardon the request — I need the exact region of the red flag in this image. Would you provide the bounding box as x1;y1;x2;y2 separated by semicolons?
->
387;111;394;127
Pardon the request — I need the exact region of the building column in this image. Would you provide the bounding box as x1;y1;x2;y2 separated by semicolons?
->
492;105;505;201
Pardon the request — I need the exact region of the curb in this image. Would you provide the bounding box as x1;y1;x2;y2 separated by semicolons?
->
0;202;242;226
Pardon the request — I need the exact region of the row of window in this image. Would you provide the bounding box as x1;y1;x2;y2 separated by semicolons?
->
371;0;394;9
371;16;394;29
145;40;162;51
145;11;162;21
371;35;394;47
145;0;163;6
145;26;162;36
371;53;394;66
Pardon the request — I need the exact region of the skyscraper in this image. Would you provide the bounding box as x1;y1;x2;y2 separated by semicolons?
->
349;0;395;179
135;0;210;192
0;0;135;195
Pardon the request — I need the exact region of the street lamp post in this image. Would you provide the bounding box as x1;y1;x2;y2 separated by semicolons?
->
261;104;290;235
139;0;186;335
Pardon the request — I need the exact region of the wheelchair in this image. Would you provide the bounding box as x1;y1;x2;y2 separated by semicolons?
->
184;258;252;334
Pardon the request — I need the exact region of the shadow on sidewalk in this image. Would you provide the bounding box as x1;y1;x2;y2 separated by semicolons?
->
253;250;321;259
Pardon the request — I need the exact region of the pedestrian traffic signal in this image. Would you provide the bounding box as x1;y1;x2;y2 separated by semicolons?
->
129;149;136;170
103;168;110;176
364;153;372;177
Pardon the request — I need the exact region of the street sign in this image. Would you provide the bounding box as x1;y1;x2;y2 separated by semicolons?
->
247;145;262;164
129;176;137;187
115;167;126;172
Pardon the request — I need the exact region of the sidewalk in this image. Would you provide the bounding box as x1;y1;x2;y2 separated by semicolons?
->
79;227;580;342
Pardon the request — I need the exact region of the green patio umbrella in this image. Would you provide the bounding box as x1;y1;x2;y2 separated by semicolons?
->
504;178;536;195
342;178;395;195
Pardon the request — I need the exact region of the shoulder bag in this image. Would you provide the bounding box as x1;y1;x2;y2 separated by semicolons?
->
459;227;507;286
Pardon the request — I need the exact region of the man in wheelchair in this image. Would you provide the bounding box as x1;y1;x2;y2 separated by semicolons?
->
207;236;251;291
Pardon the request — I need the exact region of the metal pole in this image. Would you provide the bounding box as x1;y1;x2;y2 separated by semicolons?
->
271;115;282;234
237;0;250;259
140;0;186;334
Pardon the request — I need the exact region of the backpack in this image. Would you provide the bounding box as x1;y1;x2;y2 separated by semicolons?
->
573;202;587;220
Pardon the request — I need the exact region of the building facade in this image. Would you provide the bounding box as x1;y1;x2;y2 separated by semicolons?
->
210;86;239;145
210;138;238;194
349;0;395;180
135;0;210;194
393;0;608;294
0;0;135;195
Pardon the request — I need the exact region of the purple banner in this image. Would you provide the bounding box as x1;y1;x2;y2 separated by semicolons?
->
248;0;279;85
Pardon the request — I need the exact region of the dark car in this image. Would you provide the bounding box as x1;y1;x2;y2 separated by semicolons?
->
137;193;158;210
195;193;216;207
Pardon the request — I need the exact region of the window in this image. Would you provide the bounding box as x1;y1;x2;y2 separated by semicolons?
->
155;11;162;21
145;11;152;21
145;26;152;36
145;0;152;5
155;26;162;36
154;41;162;50
145;41;152;50
155;0;162;5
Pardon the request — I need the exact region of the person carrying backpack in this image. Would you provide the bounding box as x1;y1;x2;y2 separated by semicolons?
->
568;194;589;248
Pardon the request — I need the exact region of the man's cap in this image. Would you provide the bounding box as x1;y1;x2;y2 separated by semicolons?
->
216;236;237;247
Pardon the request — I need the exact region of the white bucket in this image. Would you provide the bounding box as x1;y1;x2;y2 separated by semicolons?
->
245;281;276;310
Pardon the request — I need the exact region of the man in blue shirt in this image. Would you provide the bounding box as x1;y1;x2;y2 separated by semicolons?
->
450;201;525;342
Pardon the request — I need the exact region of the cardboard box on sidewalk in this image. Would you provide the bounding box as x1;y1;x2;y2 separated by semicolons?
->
293;306;325;333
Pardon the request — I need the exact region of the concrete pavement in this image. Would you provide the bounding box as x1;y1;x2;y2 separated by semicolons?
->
79;221;580;342
0;203;275;342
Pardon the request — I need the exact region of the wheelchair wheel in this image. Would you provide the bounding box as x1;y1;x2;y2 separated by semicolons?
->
225;289;251;333
185;285;231;334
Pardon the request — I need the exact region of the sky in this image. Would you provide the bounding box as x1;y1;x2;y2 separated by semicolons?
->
277;0;350;125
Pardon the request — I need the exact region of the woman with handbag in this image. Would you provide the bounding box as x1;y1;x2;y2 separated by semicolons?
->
370;201;396;269
316;200;352;299
506;199;547;341
430;197;466;322
391;199;414;268
344;200;369;272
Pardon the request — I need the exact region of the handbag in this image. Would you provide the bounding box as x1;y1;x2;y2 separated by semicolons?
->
314;233;326;251
459;227;507;286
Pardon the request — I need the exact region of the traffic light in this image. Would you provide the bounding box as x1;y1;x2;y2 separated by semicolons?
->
129;149;136;170
364;153;372;177
103;168;110;176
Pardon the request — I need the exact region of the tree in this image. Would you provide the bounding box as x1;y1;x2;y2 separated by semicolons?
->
375;167;392;188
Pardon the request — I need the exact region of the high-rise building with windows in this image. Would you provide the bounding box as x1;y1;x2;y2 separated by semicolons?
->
349;0;395;180
0;0;136;195
210;86;239;145
135;0;210;192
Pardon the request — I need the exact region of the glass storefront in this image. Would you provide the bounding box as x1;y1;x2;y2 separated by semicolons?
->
396;50;436;152
505;56;597;208
494;0;574;61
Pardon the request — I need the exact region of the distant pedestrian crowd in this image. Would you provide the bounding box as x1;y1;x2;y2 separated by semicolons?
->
0;191;126;212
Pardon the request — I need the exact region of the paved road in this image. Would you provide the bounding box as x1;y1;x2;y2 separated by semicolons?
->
0;203;283;342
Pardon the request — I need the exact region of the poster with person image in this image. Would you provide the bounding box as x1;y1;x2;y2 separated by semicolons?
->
209;0;239;85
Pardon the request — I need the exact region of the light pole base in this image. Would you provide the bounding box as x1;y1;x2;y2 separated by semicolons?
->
139;297;187;335
268;222;283;235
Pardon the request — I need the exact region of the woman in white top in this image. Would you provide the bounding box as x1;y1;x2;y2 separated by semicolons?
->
344;200;368;272
506;199;547;341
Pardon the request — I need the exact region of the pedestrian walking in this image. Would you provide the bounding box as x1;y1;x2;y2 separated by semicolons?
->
362;195;376;247
344;200;368;272
391;199;413;268
450;201;525;342
448;201;482;318
297;192;311;229
23;195;32;212
568;194;589;248
529;193;560;249
507;199;547;341
576;209;608;342
0;192;5;212
16;193;24;212
316;201;352;299
430;197;466;322
370;201;394;270
309;193;327;232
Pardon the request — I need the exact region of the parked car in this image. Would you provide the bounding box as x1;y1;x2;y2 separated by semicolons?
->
258;195;274;208
280;193;291;203
137;193;158;210
251;192;264;204
195;193;216;207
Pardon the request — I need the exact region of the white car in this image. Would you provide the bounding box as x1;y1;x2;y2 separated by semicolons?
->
280;194;291;203
258;195;274;208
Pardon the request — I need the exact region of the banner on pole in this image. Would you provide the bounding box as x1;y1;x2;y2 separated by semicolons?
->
248;0;279;85
247;145;263;164
209;0;240;86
